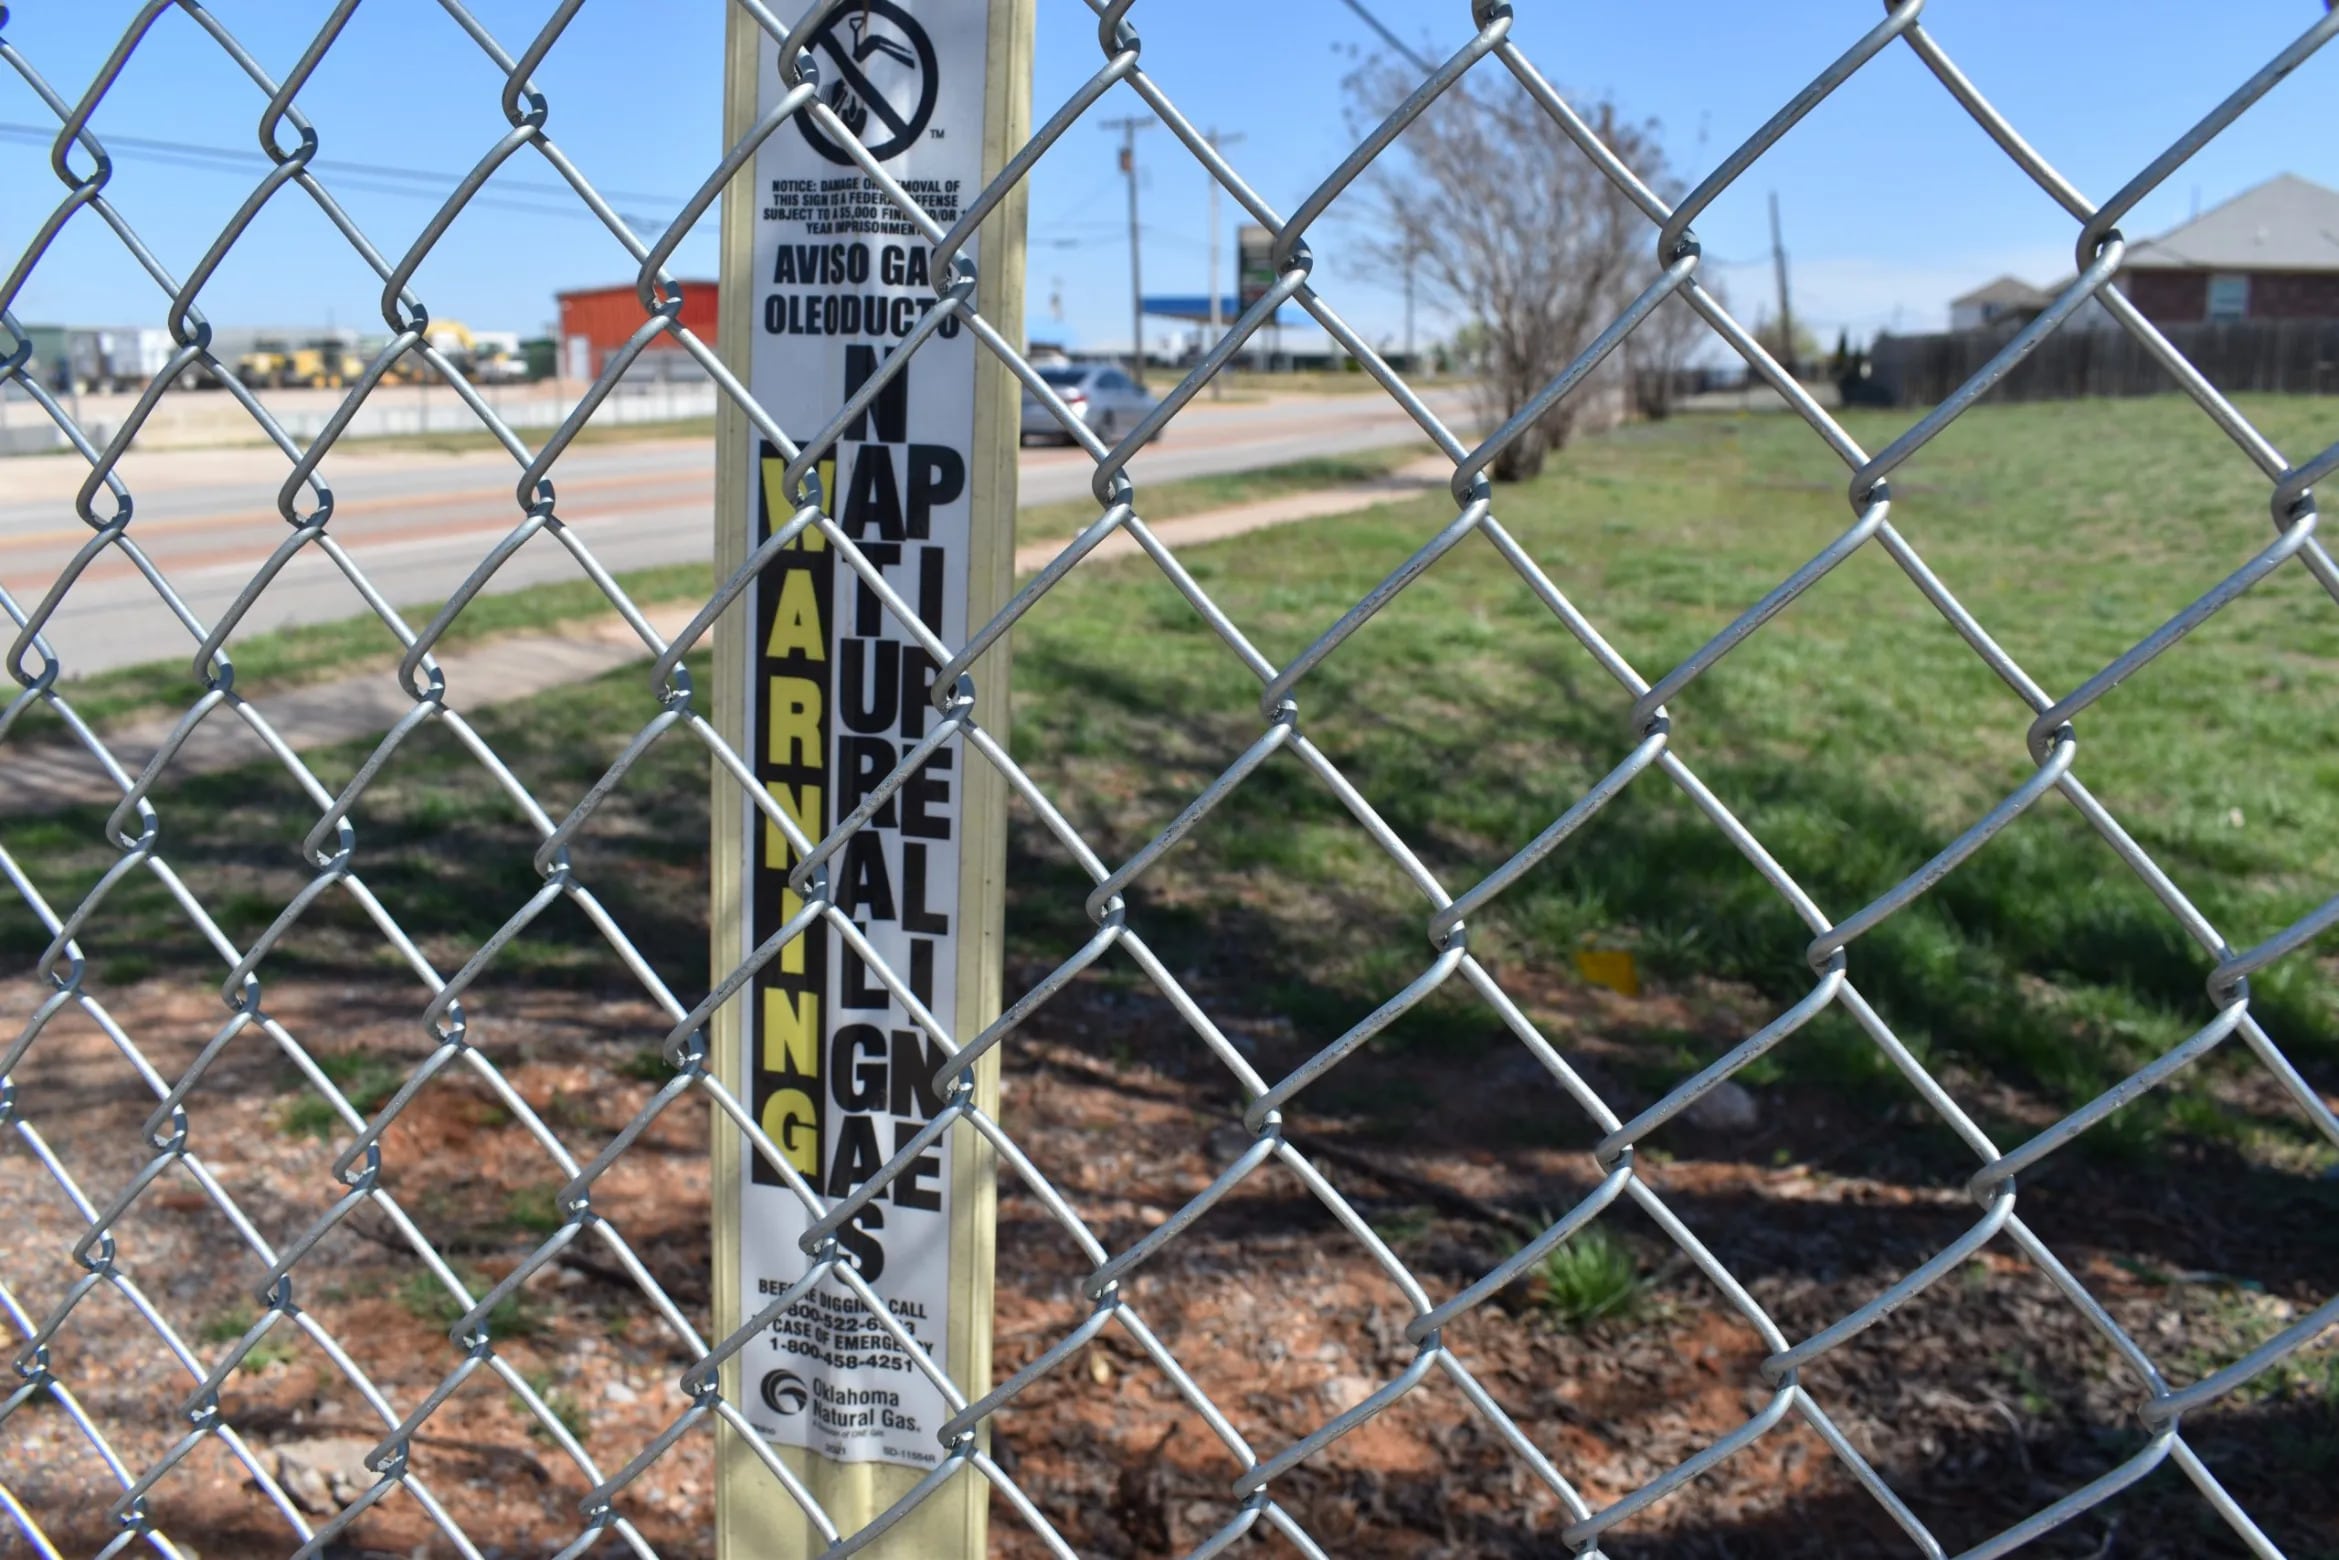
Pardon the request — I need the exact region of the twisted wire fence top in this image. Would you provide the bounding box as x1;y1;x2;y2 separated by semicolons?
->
1;2;2335;1558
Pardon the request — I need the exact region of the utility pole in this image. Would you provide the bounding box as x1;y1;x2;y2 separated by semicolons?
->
1206;127;1245;400
1768;189;1796;381
1102;114;1156;386
1403;237;1417;369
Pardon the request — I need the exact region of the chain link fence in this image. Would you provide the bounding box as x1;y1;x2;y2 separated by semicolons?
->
4;1;2337;1557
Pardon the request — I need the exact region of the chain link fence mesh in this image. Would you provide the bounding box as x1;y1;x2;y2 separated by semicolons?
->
3;1;2337;1556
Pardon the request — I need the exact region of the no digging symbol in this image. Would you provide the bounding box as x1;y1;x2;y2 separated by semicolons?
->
795;1;940;165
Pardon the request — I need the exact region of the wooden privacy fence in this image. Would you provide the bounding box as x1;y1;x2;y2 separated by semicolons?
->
1871;314;2339;405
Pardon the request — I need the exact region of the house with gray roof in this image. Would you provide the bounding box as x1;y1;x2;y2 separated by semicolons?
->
1949;275;2054;334
2119;173;2339;326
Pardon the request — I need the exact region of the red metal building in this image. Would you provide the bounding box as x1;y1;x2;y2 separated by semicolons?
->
555;280;719;378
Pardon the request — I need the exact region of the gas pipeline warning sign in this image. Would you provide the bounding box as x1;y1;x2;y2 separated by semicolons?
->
737;0;991;1471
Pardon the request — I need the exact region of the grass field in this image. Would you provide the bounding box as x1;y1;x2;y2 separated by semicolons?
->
349;413;717;459
40;561;716;730
1005;393;2339;1168
1213;368;1464;398
10;394;2335;1173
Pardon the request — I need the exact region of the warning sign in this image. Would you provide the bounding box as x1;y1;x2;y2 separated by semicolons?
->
736;0;993;1471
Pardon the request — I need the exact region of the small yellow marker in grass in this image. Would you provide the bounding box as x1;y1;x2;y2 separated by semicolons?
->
1574;948;1641;998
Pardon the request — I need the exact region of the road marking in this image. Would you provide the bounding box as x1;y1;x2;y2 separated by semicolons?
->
0;468;714;556
15;500;713;595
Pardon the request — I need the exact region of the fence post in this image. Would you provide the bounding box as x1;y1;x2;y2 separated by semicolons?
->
713;1;1029;1554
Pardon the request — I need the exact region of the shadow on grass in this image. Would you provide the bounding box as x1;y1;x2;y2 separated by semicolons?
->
0;691;714;1008
3;607;2332;1238
1008;628;2338;1170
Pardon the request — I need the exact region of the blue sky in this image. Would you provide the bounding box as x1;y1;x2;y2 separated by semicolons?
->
3;2;2332;356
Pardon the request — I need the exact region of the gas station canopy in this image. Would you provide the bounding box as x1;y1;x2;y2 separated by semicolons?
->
1140;294;1292;325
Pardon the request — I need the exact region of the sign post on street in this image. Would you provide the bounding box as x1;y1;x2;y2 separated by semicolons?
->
1237;220;1277;369
712;2;1028;1553
1236;221;1275;309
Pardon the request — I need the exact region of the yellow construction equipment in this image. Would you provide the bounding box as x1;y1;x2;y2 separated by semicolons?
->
234;337;291;388
284;339;365;389
382;319;476;384
234;336;365;389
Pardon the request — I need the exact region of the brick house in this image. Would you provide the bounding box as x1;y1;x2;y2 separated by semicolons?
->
2118;173;2339;326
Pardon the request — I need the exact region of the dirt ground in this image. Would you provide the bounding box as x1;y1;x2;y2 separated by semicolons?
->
2;945;2333;1560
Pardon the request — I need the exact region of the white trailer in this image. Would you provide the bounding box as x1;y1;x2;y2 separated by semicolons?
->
62;327;174;392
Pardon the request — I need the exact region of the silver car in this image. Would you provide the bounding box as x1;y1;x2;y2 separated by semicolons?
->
1019;363;1161;446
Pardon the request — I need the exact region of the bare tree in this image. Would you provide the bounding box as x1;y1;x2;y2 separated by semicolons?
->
1624;282;1725;421
1344;58;1678;481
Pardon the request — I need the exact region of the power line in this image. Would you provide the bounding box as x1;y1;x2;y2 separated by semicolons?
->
1033;220;1212;255
0;142;638;230
1035;169;1127;227
1334;0;1432;71
0;121;694;228
0;121;688;207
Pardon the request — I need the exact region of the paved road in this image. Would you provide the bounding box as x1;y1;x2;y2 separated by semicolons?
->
0;391;1463;678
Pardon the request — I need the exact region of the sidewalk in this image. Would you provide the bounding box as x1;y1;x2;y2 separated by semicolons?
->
3;456;1449;814
1010;453;1448;573
2;606;701;814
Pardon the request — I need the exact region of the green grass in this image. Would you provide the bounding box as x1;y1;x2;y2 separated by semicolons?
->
618;1047;678;1084
7;394;2337;1186
0;638;718;1000
196;1307;255;1346
348;414;717;459
1014;444;1433;545
516;1366;590;1445
1211;369;1465;398
197;1304;298;1373
1003;393;2339;1165
503;1183;568;1238
1530;1225;1642;1328
395;1269;547;1340
277;1049;412;1139
46;560;713;729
